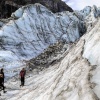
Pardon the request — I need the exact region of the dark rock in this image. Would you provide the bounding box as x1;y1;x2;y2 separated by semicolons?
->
0;0;73;19
78;22;87;37
32;0;73;13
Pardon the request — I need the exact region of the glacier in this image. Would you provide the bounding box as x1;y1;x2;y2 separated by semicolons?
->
0;4;81;77
0;3;100;100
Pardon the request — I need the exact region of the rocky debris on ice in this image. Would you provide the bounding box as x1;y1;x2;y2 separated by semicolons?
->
27;41;72;71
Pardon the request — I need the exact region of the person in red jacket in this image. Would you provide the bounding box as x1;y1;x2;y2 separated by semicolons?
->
20;68;26;87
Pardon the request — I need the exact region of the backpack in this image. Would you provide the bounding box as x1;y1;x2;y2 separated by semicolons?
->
20;71;25;77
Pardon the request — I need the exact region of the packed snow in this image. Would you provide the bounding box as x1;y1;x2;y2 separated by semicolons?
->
83;18;100;98
1;36;98;100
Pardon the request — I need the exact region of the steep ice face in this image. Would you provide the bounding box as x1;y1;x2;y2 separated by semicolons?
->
72;5;100;36
77;5;100;20
80;6;91;17
0;4;79;59
0;4;80;75
82;5;100;31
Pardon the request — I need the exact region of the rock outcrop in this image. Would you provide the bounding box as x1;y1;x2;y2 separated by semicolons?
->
32;0;73;13
0;0;73;18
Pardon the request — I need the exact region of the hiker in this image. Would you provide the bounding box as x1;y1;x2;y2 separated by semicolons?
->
20;68;26;87
0;68;6;93
0;68;4;85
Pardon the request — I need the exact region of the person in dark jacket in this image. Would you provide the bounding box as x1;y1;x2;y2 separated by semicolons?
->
0;68;4;84
0;68;6;93
20;68;26;87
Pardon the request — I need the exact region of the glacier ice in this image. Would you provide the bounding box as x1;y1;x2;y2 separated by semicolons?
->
0;4;81;76
0;3;100;100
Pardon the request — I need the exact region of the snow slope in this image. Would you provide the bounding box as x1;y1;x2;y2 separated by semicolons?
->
83;18;100;98
2;20;100;99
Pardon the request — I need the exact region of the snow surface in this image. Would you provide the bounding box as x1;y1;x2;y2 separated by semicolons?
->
1;38;98;100
83;18;100;98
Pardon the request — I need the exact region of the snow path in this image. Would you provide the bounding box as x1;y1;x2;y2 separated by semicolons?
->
0;39;97;100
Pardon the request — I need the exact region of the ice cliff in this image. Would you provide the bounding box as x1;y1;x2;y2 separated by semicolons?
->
0;4;81;76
